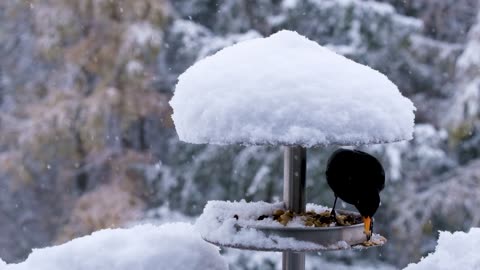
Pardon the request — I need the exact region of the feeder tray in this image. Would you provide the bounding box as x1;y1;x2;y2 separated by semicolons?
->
196;201;386;252
204;228;385;252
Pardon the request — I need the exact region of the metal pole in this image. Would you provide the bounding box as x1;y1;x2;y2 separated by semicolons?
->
283;146;306;270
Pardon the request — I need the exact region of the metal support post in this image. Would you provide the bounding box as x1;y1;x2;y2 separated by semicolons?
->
282;146;306;270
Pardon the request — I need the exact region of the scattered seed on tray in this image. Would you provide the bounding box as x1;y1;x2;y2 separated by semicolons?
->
233;209;362;227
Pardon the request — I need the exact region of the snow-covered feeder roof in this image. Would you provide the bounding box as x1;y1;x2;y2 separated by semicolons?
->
170;30;415;147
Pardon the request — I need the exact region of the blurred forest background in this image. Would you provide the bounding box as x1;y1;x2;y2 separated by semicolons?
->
1;0;480;269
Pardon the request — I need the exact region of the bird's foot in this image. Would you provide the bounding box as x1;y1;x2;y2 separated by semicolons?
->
330;209;337;221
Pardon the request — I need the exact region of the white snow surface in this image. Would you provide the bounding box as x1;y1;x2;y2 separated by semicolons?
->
170;30;415;147
403;228;480;270
0;223;227;270
195;200;381;251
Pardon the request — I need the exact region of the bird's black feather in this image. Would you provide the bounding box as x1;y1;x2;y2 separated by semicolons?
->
326;149;385;217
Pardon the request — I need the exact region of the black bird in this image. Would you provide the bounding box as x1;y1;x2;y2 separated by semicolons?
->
326;149;385;240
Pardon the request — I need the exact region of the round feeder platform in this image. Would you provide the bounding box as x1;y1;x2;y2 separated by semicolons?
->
199;203;386;252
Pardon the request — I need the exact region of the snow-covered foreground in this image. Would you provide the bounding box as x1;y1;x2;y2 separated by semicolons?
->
0;223;228;270
403;228;480;270
5;204;478;270
0;203;398;270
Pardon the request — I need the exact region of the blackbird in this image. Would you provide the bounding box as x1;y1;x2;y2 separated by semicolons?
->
326;148;385;240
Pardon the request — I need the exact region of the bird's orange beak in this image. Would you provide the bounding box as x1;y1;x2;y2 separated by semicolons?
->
363;216;372;241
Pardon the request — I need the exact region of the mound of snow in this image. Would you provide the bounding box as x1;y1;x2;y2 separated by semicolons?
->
403;228;480;270
0;223;227;270
170;30;415;147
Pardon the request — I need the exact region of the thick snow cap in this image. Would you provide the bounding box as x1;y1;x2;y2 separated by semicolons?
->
170;30;415;147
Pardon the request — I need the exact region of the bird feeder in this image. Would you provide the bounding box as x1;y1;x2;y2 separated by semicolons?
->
170;30;415;270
